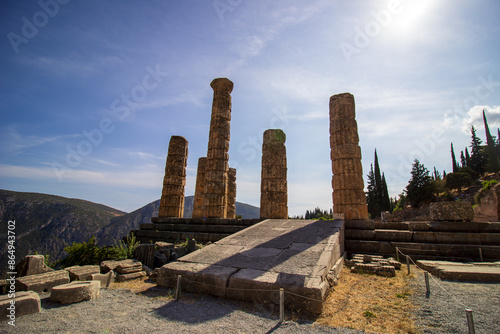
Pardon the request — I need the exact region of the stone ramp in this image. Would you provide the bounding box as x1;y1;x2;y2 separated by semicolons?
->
416;260;500;282
157;219;344;313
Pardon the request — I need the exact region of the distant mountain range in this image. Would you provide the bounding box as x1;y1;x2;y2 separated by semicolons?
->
0;189;259;277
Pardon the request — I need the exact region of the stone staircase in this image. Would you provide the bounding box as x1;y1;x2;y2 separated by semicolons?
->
130;217;262;244
345;220;500;261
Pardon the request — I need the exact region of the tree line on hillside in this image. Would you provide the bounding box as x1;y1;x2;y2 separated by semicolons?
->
371;109;500;218
296;110;499;220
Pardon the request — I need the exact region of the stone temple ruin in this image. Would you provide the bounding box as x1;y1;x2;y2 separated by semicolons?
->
6;78;499;322
128;78;500;314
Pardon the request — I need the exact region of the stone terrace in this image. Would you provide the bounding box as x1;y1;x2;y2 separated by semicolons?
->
156;219;344;314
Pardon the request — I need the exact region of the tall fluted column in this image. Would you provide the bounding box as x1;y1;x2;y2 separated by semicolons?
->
202;78;233;218
159;136;188;218
192;157;207;218
260;129;288;219
329;93;368;220
226;168;237;219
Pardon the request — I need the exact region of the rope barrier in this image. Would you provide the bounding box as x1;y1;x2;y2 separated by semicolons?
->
162;275;326;304
395;247;487;319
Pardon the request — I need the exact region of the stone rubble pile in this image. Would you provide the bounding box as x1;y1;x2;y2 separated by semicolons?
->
346;254;401;277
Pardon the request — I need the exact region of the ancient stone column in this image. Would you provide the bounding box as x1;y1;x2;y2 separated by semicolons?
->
202;78;233;218
226;168;237;219
329;93;369;220
192;157;207;219
159;136;188;218
260;129;288;219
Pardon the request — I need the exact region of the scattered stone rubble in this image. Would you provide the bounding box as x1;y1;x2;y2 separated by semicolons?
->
1;254;157;320
346;254;401;277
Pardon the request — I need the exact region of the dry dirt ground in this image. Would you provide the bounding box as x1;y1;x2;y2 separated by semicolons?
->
2;264;498;333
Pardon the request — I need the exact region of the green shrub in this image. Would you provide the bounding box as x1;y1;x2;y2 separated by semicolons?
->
481;179;498;190
58;234;139;268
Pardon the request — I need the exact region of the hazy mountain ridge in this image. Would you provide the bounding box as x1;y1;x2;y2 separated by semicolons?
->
95;196;261;246
0;190;259;276
0;189;125;276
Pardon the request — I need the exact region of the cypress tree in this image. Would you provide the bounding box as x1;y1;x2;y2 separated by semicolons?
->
451;143;458;173
374;150;383;201
465;148;471;168
460;150;466;168
483;110;499;172
381;173;391;212
366;163;379;218
470;125;485;175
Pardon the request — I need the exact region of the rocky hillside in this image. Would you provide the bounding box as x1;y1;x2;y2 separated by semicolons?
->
0;189;125;277
0;190;260;277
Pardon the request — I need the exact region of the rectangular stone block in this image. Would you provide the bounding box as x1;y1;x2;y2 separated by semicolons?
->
91;271;115;288
115;271;147;282
157;262;238;297
15;270;70;294
1;291;41;321
374;230;413;242
65;265;100;281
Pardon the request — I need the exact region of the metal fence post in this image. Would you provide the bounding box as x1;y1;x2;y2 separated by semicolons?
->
406;255;411;275
466;309;475;334
424;272;430;298
175;275;182;300
279;288;284;323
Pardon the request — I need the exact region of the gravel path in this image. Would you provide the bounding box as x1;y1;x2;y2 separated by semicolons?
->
1;288;363;334
2;272;498;333
410;270;500;334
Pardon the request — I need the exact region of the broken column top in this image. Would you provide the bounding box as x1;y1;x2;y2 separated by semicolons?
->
210;78;233;93
263;129;286;144
330;92;355;120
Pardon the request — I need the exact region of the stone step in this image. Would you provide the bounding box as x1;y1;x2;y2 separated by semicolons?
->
345;240;500;260
133;230;231;243
151;217;261;226
345;229;500;245
140;223;245;234
346;220;500;233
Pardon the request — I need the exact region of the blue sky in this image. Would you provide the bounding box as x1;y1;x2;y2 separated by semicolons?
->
1;0;499;215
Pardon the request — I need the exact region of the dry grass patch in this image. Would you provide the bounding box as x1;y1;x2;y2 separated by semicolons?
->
317;267;419;334
109;277;174;301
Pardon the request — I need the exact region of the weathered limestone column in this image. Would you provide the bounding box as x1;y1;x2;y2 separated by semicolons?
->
260;129;288;219
192;157;207;218
202;78;233;218
159;136;188;218
329;93;369;220
226;168;237;219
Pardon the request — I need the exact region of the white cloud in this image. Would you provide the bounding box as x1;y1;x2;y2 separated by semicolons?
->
0;163;163;189
0;126;80;154
461;105;500;135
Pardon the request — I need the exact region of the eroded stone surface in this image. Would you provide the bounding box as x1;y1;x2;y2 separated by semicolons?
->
202;78;233;218
65;265;100;281
0;291;40;320
157;219;344;313
50;281;100;304
260;129;288;219
159;136;189;218
329;93;368;220
226;168;237;219
15;255;54;277
192;157;207;218
430;202;474;221
15;270;69;294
